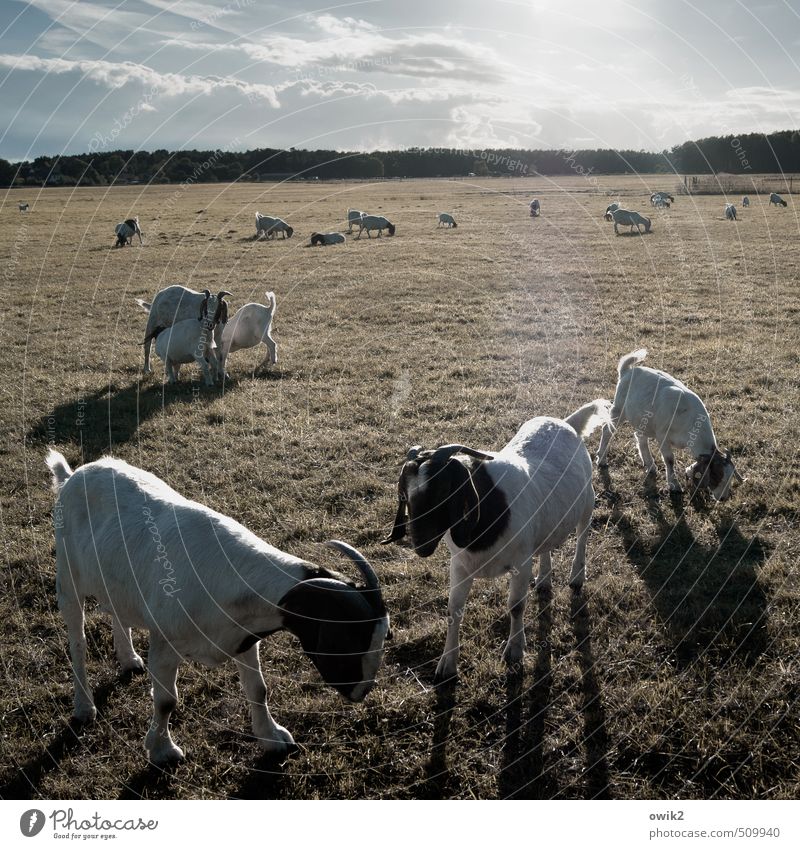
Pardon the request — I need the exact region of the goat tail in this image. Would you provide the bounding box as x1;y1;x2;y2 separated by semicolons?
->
134;298;151;313
45;449;73;493
617;348;647;376
265;291;276;313
566;399;612;439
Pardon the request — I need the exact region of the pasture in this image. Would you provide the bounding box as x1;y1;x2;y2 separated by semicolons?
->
1;175;798;800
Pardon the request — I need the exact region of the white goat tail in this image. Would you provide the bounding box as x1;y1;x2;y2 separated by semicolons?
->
45;450;73;492
565;399;612;438
617;348;647;375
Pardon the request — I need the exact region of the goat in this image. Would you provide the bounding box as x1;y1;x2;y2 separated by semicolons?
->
595;349;744;500
217;292;277;376
382;400;610;683
114;217;143;247
529;199;540;217
769;192;788;207
650;192;674;206
438;213;457;228
725;203;737;221
604;202;621;221
357;215;395;238
742;196;750;207
310;232;346;245
46;450;389;765
136;286;229;374
152;291;230;386
611;208;651;235
255;212;294;239
18;202;29;212
347;209;366;232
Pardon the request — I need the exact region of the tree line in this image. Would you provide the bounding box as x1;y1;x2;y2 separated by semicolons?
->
1;129;799;188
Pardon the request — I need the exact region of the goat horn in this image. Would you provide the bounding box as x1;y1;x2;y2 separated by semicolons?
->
429;443;493;464
217;290;232;299
325;540;380;593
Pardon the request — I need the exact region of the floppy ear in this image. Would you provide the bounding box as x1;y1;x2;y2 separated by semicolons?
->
447;457;481;548
381;491;407;544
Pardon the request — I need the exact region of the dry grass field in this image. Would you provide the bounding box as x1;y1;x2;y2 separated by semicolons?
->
1;175;798;800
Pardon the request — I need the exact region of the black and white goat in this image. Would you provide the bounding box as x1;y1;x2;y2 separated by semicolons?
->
382;400;610;683
255;213;294;239
529;199;540;217
46;451;389;765
769;192;788;208
136;285;230;374
347;209;366;232
596;349;744;500
114;217;143;247
725;203;737;221
357;215;395;238
611;208;651;234
18;202;29;212
310;232;346;245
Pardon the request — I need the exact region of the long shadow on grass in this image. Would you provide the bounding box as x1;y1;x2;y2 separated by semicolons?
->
602;469;769;665
0;678;125;799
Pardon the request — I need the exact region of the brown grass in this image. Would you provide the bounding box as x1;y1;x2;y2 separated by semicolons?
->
1;176;799;800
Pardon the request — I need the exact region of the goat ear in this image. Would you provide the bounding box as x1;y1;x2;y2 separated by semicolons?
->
381;495;407;544
447;458;480;548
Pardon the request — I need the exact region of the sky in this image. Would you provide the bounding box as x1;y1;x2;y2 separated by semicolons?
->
0;0;799;159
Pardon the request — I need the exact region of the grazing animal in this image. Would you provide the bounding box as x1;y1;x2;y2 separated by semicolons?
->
742;196;750;207
255;213;294;239
46;451;389;765
596;349;744;500
382;400;611;683
114;217;143;247
438;213;457;228
357;215;395;238
769;192;788;207
152;291;230;386
310;232;346;245
611;208;651;235
136;286;229;374
604;202;621;221
650;192;674;207
725;203;737;221
217;292;277;376
529;199;540;217
347;209;366;233
18;202;29;212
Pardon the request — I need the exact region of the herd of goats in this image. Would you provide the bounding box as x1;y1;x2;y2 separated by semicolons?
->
40;187;767;769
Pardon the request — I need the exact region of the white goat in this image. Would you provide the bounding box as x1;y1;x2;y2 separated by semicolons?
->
725;203;737;221
310;232;346;245
596;349;744;500
650;192;674;207
18;202;29;212
114;217;143;247
769;192;788;207
217;292;277;376
136;286;230;374
153;291;230;386
347;209;366;233
742;196;750;207
357;215;395;238
529;199;540;217
611;208;651;235
46;451;389;765
438;212;457;228
382;400;610;683
255;213;294;239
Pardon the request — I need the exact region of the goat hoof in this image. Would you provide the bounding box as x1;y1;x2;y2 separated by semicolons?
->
569;579;585;592
502;642;524;665
149;745;185;768
534;577;552;593
596;458;608;468
121;656;146;676
71;705;97;726
668;482;683;493
433;660;458;688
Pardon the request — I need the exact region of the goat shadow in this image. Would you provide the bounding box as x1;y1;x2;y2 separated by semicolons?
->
600;467;770;665
26;379;219;463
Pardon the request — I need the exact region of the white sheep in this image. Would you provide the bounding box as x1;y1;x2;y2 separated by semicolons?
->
46;450;389;765
347;209;366;233
357;215;395;238
725;203;737;221
255;212;294;239
596;349;744;500
382;400;610;683
152;291;230;386
310;232;346;245
611;208;651;235
114;217;143;247
742;196;750;207
136;286;229;374
529;199;540;217
769;192;788;207
438;213;457;228
217;292;277;376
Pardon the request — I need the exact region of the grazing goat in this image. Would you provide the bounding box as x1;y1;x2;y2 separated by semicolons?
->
357;215;395;238
438;212;457;228
310;232;346;245
725;203;737;221
152;291;230;386
136;286;229;374
255;212;294;239
742;196;750;207
382;400;610;683
347;209;366;232
529;199;540;217
114;217;143;247
650;192;674;207
217;292;277;376
604;202;621;221
18;202;29;212
46;451;389;765
611;208;651;235
769;192;788;207
596;349;744;500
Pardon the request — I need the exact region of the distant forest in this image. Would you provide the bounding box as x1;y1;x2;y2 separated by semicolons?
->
2;129;799;187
